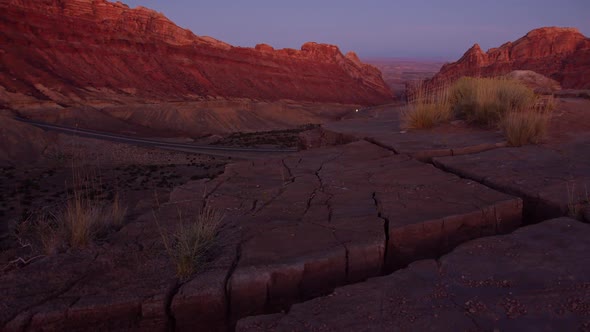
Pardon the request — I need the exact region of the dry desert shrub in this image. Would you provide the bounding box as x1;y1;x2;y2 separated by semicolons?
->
59;167;127;248
157;205;223;278
61;190;126;248
501;108;551;146
449;77;537;126
18;168;128;253
401;76;555;146
109;191;127;227
402;83;452;129
14;190;126;256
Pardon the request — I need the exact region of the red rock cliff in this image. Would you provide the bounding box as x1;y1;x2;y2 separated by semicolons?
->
0;0;393;108
428;27;590;89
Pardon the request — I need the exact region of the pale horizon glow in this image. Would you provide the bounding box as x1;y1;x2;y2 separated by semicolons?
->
120;0;590;61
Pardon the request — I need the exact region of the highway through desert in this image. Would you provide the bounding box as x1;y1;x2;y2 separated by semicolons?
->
15;117;299;159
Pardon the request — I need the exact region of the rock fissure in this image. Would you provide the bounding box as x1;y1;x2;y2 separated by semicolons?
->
224;240;242;325
372;191;391;273
202;174;235;210
164;279;181;331
281;158;294;184
363;137;399;153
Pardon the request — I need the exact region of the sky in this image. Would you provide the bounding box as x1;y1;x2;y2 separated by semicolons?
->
120;0;590;60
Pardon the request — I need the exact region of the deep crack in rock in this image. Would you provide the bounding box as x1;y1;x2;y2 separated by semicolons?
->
372;192;391;273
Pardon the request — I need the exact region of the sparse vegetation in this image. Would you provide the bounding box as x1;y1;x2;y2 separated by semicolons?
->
12;167;128;256
61;189;126;248
109;191;127;227
403;77;554;146
501;108;551;146
21;188;127;253
157;205;223;278
211;124;319;148
402;83;452;129
450;77;536;126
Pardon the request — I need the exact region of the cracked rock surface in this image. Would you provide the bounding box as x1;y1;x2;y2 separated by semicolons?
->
1;140;522;331
173;140;521;326
434;139;590;223
324;106;506;161
237;218;590;332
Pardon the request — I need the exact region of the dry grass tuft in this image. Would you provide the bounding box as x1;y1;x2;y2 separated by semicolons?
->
109;191;127;227
450;77;536;126
403;83;452;129
33;190;127;250
62;191;104;247
18;168;128;253
158;205;223;278
501;108;551;147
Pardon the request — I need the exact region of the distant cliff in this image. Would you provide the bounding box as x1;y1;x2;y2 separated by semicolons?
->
428;27;590;89
0;0;393;109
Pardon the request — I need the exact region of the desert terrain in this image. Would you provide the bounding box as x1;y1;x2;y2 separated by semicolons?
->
365;58;446;99
1;1;590;331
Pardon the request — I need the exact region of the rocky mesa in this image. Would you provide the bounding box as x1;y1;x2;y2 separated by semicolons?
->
0;0;393;109
428;27;590;89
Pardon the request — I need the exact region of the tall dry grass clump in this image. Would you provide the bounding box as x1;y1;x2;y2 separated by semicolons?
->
158;205;224;278
501;109;550;146
450;77;536;126
62;190;104;247
402;83;452;129
400;77;553;145
59;169;127;248
109;191;127;227
501;95;554;146
20;167;128;253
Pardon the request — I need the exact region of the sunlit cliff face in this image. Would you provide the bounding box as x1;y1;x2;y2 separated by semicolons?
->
0;0;393;110
429;27;590;89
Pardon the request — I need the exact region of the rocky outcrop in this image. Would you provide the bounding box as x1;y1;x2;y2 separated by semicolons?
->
238;218;590;332
429;27;590;89
0;140;523;331
0;0;393;109
506;70;561;94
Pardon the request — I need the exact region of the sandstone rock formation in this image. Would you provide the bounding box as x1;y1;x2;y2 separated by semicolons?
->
506;70;561;94
238;218;590;332
0;0;392;109
429;27;590;89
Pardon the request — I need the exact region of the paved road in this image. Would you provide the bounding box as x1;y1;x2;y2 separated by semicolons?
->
15;117;298;159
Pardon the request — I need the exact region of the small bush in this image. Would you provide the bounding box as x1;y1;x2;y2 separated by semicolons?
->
159;205;223;278
502;108;551;146
450;77;536;126
109;191;127;227
62;191;104;247
403;83;452;129
20;189;127;252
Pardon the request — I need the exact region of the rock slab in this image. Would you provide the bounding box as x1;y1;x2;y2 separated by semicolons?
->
238;218;590;332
